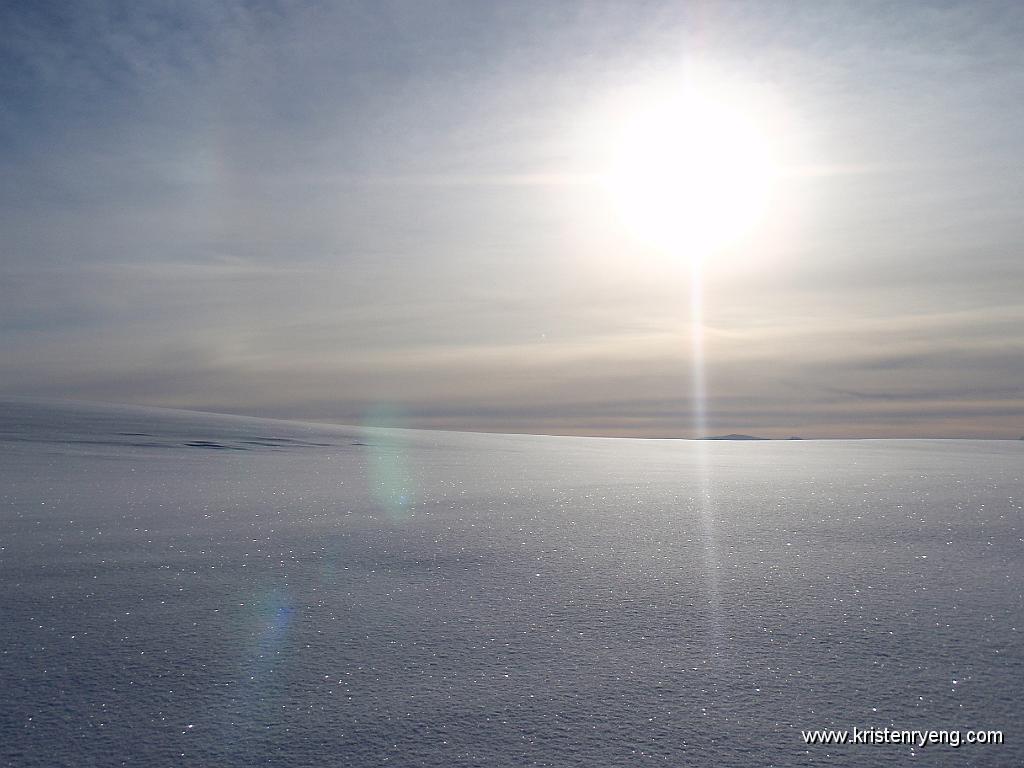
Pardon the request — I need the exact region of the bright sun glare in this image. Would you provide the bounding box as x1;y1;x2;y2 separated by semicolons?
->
601;79;779;259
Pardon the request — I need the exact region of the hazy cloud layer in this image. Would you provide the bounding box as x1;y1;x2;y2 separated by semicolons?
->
2;1;1022;437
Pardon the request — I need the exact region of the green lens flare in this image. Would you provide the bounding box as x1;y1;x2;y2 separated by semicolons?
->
361;405;417;521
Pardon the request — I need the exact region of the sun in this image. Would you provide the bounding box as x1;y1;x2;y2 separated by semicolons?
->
600;79;779;259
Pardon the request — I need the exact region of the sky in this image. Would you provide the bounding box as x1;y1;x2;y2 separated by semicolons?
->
1;0;1022;438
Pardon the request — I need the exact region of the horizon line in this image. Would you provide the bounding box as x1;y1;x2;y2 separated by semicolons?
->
2;395;1021;442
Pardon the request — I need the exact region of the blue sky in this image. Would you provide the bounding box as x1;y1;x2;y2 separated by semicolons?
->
2;0;1022;437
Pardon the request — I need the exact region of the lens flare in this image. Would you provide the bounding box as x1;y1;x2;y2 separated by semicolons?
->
362;405;417;522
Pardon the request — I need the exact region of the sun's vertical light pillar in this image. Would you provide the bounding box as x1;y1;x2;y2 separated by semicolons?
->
689;255;708;439
599;73;778;434
596;70;783;660
688;249;726;659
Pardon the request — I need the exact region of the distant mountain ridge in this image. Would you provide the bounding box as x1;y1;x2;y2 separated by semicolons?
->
700;434;769;441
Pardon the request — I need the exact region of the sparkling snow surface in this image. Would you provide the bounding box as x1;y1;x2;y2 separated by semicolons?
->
1;400;1022;767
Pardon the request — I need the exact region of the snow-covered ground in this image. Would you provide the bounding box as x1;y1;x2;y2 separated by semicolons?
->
1;399;1021;766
